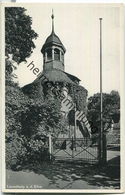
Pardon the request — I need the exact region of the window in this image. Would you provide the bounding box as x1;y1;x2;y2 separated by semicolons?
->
54;48;60;61
47;49;52;61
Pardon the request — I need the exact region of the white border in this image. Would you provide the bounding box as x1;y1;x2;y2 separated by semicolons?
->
1;2;125;193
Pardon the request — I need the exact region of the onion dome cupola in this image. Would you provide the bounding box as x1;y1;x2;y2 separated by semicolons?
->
41;10;66;72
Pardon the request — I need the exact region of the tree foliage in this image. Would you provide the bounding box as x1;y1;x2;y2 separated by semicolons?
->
87;91;120;134
5;81;30;141
5;80;30;168
5;82;64;168
5;6;38;146
5;7;38;64
5;7;42;168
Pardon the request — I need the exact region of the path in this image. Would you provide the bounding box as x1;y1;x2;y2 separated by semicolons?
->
6;150;120;190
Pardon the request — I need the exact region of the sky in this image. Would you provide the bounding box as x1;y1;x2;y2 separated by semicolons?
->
13;3;121;97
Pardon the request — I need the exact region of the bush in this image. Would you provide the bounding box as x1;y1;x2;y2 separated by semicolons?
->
26;135;50;163
6;133;50;170
6;134;27;169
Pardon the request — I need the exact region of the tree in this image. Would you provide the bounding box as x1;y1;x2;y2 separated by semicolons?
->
5;7;38;134
5;5;38;137
5;7;38;79
5;7;38;168
87;91;120;134
5;80;31;168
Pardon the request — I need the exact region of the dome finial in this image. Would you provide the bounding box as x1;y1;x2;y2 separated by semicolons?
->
51;9;54;33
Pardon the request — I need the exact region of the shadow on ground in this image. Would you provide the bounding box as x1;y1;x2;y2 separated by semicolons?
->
21;155;120;189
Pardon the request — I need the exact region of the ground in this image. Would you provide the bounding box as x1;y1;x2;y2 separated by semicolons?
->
6;149;120;190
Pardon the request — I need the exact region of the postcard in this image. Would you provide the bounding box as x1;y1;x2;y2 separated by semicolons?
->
0;2;125;193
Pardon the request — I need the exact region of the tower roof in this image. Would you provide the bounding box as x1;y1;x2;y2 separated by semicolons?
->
41;32;66;53
41;10;66;53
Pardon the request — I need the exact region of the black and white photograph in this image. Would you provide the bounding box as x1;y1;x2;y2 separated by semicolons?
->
1;2;124;193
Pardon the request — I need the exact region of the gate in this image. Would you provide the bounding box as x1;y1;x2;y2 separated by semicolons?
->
51;137;99;163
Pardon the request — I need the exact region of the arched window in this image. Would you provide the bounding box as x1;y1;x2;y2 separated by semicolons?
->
47;49;52;61
54;48;60;61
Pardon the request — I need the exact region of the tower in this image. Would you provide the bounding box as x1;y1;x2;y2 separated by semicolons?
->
41;10;66;72
22;10;89;139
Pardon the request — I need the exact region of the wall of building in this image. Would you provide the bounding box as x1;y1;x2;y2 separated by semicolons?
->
43;60;64;71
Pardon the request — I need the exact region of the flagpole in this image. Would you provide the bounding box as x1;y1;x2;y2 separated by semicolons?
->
99;18;103;163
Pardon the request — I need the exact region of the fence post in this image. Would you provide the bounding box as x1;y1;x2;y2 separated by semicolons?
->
49;134;52;161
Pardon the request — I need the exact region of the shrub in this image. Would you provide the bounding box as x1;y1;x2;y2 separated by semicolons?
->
26;134;50;163
6;134;27;169
6;132;50;170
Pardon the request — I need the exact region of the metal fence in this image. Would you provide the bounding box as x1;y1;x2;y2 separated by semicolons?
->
51;137;99;163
